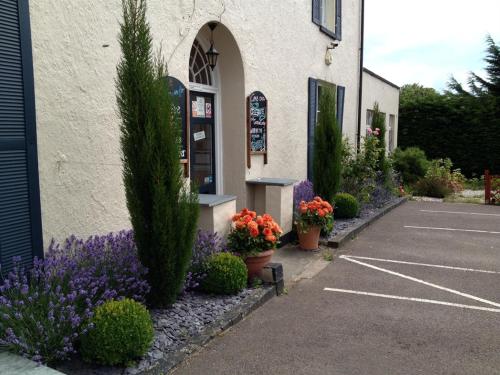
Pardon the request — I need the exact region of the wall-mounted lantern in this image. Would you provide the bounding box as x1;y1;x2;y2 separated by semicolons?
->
325;41;339;66
205;22;219;70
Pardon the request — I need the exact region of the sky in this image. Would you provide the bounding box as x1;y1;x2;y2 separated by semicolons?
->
364;0;500;91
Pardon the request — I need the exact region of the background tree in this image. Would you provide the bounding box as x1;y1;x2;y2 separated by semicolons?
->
117;0;199;307
398;36;500;176
313;87;342;203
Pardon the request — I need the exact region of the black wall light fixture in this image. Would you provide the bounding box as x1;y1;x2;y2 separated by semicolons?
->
205;22;219;70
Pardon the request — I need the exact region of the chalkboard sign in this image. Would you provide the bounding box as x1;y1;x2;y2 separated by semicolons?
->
247;91;268;167
167;76;188;160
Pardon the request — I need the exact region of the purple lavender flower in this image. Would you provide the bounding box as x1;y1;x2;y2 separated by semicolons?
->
0;230;150;364
293;180;315;209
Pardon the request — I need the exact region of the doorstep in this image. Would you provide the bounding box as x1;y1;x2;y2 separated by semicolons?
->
0;351;64;375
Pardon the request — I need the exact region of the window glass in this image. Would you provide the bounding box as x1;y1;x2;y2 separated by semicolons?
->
322;0;336;31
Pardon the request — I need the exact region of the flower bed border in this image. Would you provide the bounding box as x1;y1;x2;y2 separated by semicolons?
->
321;197;408;249
135;286;275;375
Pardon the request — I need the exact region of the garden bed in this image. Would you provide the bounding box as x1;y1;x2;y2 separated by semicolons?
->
56;286;275;375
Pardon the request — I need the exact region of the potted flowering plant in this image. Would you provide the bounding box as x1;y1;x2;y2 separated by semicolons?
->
228;208;283;279
296;196;334;250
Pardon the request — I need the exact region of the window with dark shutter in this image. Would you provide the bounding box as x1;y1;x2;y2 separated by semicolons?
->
312;0;342;41
0;0;43;272
336;85;345;131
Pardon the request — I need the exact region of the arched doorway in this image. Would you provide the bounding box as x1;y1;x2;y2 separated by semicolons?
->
188;23;245;206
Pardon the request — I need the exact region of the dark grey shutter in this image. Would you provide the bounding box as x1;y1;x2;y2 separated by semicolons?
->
0;0;43;273
336;85;345;131
307;78;318;181
312;0;321;25
335;0;342;40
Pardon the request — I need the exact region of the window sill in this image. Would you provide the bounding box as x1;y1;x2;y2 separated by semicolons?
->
319;25;340;41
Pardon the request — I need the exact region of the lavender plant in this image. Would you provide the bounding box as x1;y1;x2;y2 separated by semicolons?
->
183;230;227;291
293;180;315;210
0;231;149;364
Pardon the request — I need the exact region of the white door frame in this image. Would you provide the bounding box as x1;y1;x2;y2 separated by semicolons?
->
189;82;223;195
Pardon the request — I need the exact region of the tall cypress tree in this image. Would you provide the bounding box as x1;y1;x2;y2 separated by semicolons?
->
313;87;342;203
117;0;199;307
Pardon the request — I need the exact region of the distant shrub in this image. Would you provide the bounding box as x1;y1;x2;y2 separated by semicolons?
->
293;180;315;210
333;193;360;219
201;253;247;295
81;298;153;366
414;177;452;198
392;147;429;184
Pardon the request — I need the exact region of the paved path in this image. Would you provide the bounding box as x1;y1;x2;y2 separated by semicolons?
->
174;201;500;375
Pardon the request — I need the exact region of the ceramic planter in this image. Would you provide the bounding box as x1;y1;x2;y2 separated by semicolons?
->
298;226;321;251
243;249;274;279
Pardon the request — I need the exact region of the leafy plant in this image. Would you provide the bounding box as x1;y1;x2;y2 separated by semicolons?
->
293;180;315;210
333;193;359;219
341;136;381;202
0;231;149;364
370;102;390;181
227;209;282;257
392;147;429;184
81;298;153;366
313;86;342;202
201;253;248;295
184;230;227;292
295;196;334;233
414;158;465;197
117;0;199;307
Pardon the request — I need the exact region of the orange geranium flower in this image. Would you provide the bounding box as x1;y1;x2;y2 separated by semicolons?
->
235;220;246;230
262;227;273;237
317;209;326;217
256;216;264;226
265;235;276;243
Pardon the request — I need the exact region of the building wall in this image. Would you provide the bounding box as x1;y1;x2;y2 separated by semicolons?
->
29;0;362;244
361;69;400;151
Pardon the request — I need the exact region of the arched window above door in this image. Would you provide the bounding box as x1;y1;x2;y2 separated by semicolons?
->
189;39;213;86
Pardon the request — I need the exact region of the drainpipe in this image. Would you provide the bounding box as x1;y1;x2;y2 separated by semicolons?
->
356;0;365;151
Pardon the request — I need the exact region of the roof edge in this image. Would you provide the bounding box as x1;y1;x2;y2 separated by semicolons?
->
363;68;400;90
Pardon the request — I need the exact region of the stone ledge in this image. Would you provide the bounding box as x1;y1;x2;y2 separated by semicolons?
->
246;178;296;186
140;286;275;375
321;197;408;249
198;194;236;207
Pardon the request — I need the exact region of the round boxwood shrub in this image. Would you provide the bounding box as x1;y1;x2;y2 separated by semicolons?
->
333;193;360;219
201;253;248;295
81;298;153;366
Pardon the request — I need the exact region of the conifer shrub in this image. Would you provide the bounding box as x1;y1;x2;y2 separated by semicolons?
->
313;87;342;203
333;193;360;219
81;299;153;366
117;0;199;307
392;147;429;184
201;253;248;295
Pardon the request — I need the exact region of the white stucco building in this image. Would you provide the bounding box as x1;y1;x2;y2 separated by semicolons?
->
0;0;399;270
361;68;400;153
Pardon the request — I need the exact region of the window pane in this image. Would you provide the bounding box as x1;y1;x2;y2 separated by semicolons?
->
323;0;336;31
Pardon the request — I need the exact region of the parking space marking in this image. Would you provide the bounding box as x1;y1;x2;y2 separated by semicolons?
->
340;256;500;308
420;209;500;217
404;225;500;235
323;288;500;313
346;255;500;274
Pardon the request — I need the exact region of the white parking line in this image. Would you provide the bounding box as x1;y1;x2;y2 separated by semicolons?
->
340;256;500;308
346;255;500;274
404;225;500;235
323;288;500;313
420;209;500;217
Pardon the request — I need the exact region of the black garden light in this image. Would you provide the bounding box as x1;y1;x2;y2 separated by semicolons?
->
205;22;219;70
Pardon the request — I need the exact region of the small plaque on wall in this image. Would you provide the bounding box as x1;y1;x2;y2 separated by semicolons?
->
247;91;268;168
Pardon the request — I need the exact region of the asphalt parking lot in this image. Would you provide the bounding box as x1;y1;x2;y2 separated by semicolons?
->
175;201;500;375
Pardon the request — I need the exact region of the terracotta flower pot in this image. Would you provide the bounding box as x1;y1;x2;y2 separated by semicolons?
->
243;249;274;279
298;226;321;251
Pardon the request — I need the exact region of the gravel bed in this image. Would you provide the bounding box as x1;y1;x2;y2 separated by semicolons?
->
327;189;397;239
56;289;258;375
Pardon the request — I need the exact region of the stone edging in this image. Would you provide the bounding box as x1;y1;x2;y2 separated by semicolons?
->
321;197;408;249
140;286;276;375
